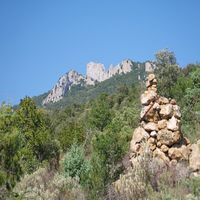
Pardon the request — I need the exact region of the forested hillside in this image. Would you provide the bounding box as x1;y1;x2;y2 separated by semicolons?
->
0;50;200;199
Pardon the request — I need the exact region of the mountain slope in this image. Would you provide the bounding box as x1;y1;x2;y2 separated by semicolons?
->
33;60;154;109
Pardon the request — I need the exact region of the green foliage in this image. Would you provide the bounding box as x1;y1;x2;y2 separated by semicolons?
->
64;144;90;184
0;103;14;133
0;98;60;196
1;129;22;190
191;67;200;88
185;177;200;197
89;94;112;131
57;121;85;151
178;67;200;142
170;76;193;103
155;49;181;98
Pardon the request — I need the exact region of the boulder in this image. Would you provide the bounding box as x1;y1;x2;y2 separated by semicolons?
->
141;90;157;105
189;141;200;172
167;116;180;131
157;129;181;146
159;104;173;119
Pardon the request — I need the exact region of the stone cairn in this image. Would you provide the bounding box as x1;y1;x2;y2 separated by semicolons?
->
130;74;191;165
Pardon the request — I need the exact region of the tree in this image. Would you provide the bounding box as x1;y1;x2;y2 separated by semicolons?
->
15;97;60;173
155;49;181;98
89;94;112;131
181;67;200;141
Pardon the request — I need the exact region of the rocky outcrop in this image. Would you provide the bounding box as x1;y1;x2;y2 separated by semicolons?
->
43;60;155;104
86;62;106;85
85;59;133;85
130;73;191;165
43;70;84;104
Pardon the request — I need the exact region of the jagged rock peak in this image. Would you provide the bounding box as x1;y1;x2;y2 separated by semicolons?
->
85;59;133;85
42;59;155;104
42;70;84;105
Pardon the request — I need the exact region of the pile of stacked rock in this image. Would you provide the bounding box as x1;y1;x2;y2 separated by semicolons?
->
130;74;191;164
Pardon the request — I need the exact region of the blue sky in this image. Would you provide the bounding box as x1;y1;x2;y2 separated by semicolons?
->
0;0;200;104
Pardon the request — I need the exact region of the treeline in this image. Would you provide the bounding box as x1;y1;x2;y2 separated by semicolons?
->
0;49;200;199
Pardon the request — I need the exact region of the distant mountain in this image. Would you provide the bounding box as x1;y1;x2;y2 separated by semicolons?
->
42;70;85;105
33;60;155;108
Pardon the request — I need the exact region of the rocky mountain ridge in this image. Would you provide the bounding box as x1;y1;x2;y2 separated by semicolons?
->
43;59;155;105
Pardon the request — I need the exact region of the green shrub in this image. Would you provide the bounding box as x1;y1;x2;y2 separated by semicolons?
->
64;144;90;184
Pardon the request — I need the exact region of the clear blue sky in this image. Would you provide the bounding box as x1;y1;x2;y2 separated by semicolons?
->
1;0;200;104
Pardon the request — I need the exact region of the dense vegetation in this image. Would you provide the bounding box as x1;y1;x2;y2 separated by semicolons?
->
0;49;200;199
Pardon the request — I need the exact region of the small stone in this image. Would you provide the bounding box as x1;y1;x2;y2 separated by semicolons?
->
150;144;156;151
158;119;167;130
170;99;177;105
140;104;152;119
152;78;157;84
161;144;169;153
153;102;160;109
167;116;180;131
170;159;178;166
159;104;173;119
141;90;157;105
153;148;170;163
148;137;156;144
148;74;156;82
150;131;157;137
148;86;157;93
158;96;169;105
173;105;181;119
157;141;162;147
143;122;158;132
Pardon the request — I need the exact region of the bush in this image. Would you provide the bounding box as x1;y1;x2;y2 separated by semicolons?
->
112;152;191;200
13;167;86;200
64;144;90;184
